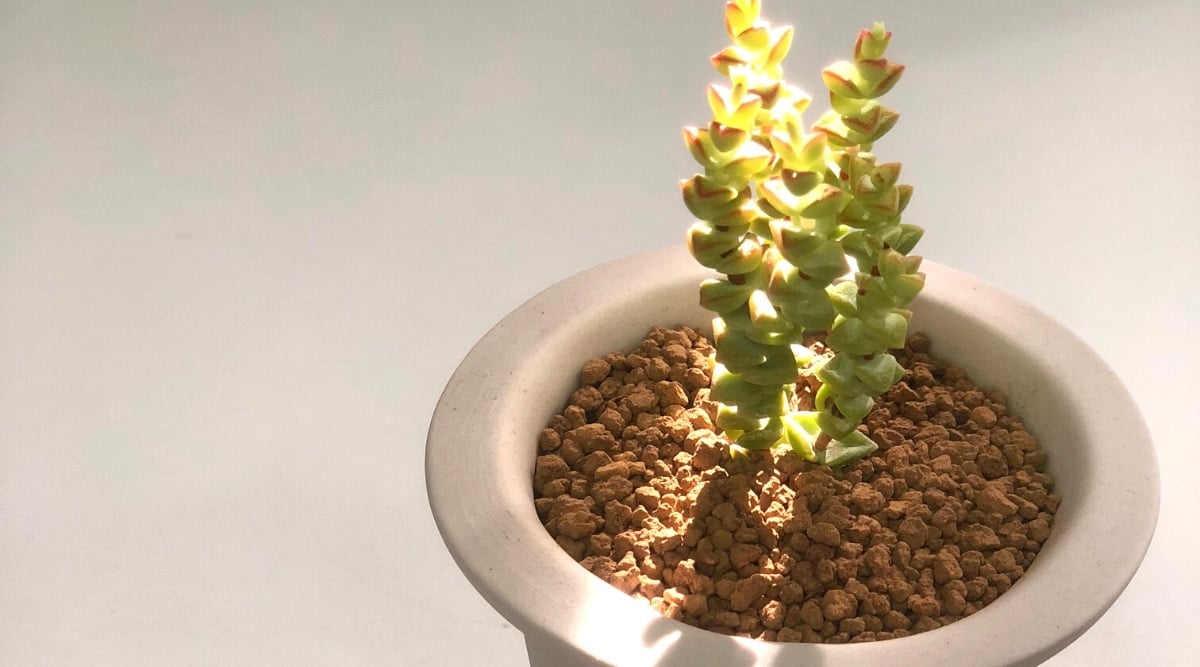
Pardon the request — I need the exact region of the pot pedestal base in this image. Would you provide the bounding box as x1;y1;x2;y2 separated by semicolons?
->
525;631;608;667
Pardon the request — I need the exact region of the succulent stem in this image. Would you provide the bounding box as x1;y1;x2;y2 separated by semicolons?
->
682;2;924;467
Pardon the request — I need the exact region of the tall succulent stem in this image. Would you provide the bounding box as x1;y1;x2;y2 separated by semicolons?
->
681;0;924;466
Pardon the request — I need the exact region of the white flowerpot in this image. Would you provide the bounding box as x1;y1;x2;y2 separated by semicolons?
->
425;245;1158;667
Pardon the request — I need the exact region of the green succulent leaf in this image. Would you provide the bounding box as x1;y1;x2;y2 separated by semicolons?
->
877;248;905;279
854;276;896;313
782;411;822;459
854;23;891;62
826;316;877;356
791;343;815;366
725;303;793;346
884;271;925;304
740;347;800;385
738;418;784;449
864;184;901;218
687;220;741;258
724;0;759;39
799;183;847;218
764;25;794;68
720;142;775;181
767;265;837;328
822;60;865;100
812;112;859;147
733;25;770;52
723;236;767;275
711;363;775;404
894;224;924;254
708;207;757;235
796;241;849;283
825;280;860;318
782;169;823;196
700;278;755;314
815;409;856;439
777;299;833;332
888;309;912;344
874;162;902;190
853;353;906;393
814;354;867;396
858;59;904;98
816;430;878;467
708;121;750;153
897;184;914;213
836;199;872;229
830;388;874;425
829;90;867;117
680;174;746;220
771;224;823;256
717;404;763;431
710;46;754;77
748;289;794;335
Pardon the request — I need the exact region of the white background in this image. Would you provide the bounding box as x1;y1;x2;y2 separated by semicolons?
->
2;0;1197;664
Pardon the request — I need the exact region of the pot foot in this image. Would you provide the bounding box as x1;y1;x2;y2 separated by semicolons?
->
525;632;611;667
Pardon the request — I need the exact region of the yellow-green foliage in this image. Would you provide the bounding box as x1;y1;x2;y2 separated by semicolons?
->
681;0;925;466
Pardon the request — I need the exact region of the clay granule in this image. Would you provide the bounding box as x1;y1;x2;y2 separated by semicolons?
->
533;326;1059;643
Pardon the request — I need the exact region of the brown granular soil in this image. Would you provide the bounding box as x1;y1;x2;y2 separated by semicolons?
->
533;326;1059;643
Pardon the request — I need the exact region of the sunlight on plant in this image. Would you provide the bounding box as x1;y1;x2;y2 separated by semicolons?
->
682;0;925;467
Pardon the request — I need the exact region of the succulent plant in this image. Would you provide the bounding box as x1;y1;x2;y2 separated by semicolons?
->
681;0;925;466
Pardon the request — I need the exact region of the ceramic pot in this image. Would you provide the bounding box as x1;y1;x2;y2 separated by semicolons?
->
425;245;1158;667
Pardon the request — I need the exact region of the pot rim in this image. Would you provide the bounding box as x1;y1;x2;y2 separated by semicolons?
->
426;245;1159;667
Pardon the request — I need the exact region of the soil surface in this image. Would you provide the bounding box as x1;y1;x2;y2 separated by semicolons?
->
533;326;1059;643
